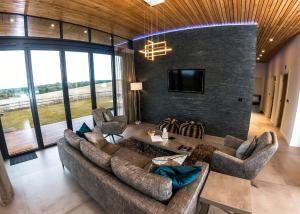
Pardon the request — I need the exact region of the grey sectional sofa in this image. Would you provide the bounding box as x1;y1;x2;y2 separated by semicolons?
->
57;136;209;214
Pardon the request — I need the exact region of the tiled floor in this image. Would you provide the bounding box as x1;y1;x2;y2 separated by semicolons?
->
1;112;300;214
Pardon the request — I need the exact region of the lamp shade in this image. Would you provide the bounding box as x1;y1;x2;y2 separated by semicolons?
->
130;82;143;91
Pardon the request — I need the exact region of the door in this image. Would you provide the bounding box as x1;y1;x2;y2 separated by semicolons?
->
269;76;276;118
0;50;38;156
31;50;67;146
65;51;94;131
277;73;289;127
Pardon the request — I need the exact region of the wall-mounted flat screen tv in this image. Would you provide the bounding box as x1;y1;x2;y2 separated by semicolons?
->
168;69;205;93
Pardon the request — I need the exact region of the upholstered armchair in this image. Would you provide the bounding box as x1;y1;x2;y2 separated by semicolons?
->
92;108;127;143
211;132;278;180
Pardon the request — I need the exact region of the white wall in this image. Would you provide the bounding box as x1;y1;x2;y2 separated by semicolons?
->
263;34;300;146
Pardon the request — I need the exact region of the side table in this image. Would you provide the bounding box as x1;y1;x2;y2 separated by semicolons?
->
199;171;252;214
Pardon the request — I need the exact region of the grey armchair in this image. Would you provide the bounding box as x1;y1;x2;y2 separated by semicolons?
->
211;132;278;180
92;108;127;143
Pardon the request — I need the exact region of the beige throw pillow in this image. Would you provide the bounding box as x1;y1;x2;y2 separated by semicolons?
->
103;112;112;122
84;128;107;149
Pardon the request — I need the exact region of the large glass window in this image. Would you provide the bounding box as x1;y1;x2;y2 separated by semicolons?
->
92;30;111;46
0;14;24;36
28;17;60;38
65;52;93;130
114;36;129;49
31;50;67;146
0;51;38;155
63;23;88;42
93;54;113;109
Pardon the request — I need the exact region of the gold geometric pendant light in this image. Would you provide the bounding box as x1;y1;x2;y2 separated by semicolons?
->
140;0;172;61
139;40;172;61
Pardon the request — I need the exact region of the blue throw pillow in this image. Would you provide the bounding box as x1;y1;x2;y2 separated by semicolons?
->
76;123;92;140
154;166;202;190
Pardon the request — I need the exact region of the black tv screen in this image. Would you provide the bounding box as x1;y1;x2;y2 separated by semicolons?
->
168;69;205;93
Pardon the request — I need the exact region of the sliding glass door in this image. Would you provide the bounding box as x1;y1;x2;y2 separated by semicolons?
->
31;50;67;146
0;48;115;159
65;51;93;130
0;50;38;156
93;53;113;110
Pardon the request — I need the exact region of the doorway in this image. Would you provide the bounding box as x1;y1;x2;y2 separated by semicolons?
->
269;76;276;118
276;73;289;127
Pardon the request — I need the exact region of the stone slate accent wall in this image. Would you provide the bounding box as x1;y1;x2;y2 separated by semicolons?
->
133;25;257;139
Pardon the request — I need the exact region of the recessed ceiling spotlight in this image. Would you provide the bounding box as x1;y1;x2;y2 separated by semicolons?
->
10;18;14;23
269;38;274;42
84;30;88;34
144;0;165;6
51;23;55;28
259;54;262;57
257;57;260;60
262;50;265;53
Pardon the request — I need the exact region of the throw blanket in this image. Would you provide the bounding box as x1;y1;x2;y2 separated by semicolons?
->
154;166;202;190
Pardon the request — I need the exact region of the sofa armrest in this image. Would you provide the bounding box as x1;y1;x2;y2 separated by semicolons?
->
211;151;246;179
167;162;209;214
224;135;244;150
113;115;127;123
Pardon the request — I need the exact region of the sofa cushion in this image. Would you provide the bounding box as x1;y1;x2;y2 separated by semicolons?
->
64;129;85;150
252;132;272;155
101;143;120;155
235;139;252;159
103;111;113;122
76;123;92;139
80;140;112;172
111;156;173;202
242;137;257;160
113;147;151;168
84;127;107;149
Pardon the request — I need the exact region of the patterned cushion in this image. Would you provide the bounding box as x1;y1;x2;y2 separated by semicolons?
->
179;121;205;139
111;156;173;201
158;118;181;134
235;139;252;159
80;140;112;172
64;129;85;150
84;127;107;149
184;144;217;165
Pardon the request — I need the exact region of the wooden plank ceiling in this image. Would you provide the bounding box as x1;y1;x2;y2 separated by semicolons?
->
1;0;300;62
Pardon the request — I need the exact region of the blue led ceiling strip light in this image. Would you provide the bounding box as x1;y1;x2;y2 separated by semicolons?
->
133;22;258;41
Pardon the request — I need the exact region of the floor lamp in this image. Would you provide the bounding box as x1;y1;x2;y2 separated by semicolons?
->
130;82;143;124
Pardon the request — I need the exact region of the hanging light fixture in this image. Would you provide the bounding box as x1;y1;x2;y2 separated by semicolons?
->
139;0;172;61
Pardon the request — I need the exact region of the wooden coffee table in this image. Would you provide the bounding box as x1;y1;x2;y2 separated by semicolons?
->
123;123;204;155
199;171;252;214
